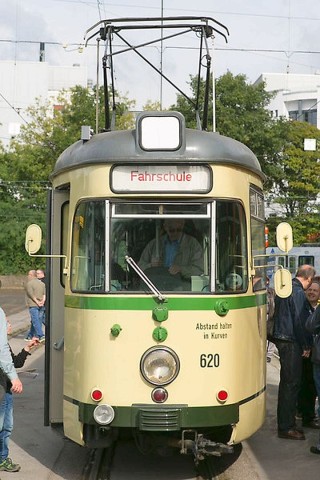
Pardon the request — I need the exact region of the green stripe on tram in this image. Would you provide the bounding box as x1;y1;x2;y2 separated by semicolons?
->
65;293;266;311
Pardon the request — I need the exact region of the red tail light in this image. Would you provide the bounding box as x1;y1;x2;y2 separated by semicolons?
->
91;388;103;402
217;389;228;403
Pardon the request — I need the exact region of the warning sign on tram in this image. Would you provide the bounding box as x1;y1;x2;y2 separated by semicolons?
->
111;165;212;193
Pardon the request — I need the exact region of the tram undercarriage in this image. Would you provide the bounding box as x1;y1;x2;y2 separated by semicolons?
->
83;424;234;462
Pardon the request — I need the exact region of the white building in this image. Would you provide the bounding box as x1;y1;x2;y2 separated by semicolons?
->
254;73;320;128
0;61;88;147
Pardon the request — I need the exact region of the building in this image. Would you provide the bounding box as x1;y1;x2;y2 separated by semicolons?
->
0;61;88;147
254;73;320;129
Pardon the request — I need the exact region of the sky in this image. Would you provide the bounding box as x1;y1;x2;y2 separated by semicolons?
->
1;0;320;109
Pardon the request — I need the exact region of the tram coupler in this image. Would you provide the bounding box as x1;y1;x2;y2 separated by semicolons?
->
180;430;233;462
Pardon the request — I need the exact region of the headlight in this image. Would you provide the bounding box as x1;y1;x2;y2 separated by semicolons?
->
93;404;115;425
140;347;180;386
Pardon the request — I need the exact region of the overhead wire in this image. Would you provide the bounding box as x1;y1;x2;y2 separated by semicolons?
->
0;92;28;124
51;1;320;22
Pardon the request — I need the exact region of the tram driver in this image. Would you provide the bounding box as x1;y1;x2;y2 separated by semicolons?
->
138;219;203;290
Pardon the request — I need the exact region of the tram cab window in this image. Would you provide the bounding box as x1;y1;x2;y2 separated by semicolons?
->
70;199;248;294
110;204;208;293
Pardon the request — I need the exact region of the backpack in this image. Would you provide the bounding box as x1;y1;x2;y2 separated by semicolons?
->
266;287;276;341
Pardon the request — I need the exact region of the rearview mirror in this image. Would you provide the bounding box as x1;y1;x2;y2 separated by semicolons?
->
274;268;292;298
25;224;42;255
276;222;293;253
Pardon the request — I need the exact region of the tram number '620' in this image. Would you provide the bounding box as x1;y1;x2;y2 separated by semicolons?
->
200;353;220;368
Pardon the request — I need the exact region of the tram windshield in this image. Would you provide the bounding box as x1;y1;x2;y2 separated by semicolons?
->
71;200;248;294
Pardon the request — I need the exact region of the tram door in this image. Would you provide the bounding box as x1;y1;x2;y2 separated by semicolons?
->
45;189;69;425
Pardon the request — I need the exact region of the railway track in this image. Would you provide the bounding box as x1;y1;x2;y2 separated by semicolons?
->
82;438;240;480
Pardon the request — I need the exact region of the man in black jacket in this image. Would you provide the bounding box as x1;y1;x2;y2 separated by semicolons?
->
273;265;315;440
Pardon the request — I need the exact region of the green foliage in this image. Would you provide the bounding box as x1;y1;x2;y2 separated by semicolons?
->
143;100;161;111
266;121;320;219
61;86;136;133
0;198;46;274
264;121;320;246
268;213;320;247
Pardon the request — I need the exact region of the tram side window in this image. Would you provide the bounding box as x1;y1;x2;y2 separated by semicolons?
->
71;201;105;292
289;256;297;274
299;255;314;267
216;201;248;293
250;187;266;291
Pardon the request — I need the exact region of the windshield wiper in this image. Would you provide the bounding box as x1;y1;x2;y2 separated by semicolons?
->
125;255;166;302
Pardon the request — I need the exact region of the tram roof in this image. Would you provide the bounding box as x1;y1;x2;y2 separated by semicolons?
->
52;127;264;181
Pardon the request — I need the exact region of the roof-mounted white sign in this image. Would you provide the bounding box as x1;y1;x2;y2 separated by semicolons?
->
111;165;212;193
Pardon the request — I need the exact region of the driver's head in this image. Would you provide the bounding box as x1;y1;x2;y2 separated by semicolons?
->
163;219;185;242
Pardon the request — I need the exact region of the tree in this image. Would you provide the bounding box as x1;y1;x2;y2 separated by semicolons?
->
61;86;136;133
169;75;208;129
267;213;320;246
143;100;161;111
266;121;320;218
265;121;320;245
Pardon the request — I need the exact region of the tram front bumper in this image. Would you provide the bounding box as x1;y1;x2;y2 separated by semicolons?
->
79;402;239;430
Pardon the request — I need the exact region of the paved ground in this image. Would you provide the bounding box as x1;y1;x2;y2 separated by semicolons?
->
0;288;26;318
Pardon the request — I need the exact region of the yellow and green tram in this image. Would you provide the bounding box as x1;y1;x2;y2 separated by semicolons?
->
25;17;292;461
33;110;272;459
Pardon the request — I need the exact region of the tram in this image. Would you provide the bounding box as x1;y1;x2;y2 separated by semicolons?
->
266;245;320;280
25;17;292;461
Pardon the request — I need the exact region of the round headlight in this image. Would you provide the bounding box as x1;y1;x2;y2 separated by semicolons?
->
140;347;180;386
93;404;115;425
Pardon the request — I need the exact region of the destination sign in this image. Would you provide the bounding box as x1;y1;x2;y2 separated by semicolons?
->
111;165;212;193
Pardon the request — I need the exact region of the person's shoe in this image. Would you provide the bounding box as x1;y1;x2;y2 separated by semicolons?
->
295;427;304;433
0;457;21;472
302;420;320;429
24;336;32;342
310;446;320;455
39;336;45;343
278;429;305;440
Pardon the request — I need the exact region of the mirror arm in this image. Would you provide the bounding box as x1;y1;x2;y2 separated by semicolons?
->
27;251;68;275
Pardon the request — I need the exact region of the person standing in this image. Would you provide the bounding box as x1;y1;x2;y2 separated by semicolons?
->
0;307;23;472
296;281;320;428
24;270;45;342
273;265;315;440
36;269;46;326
